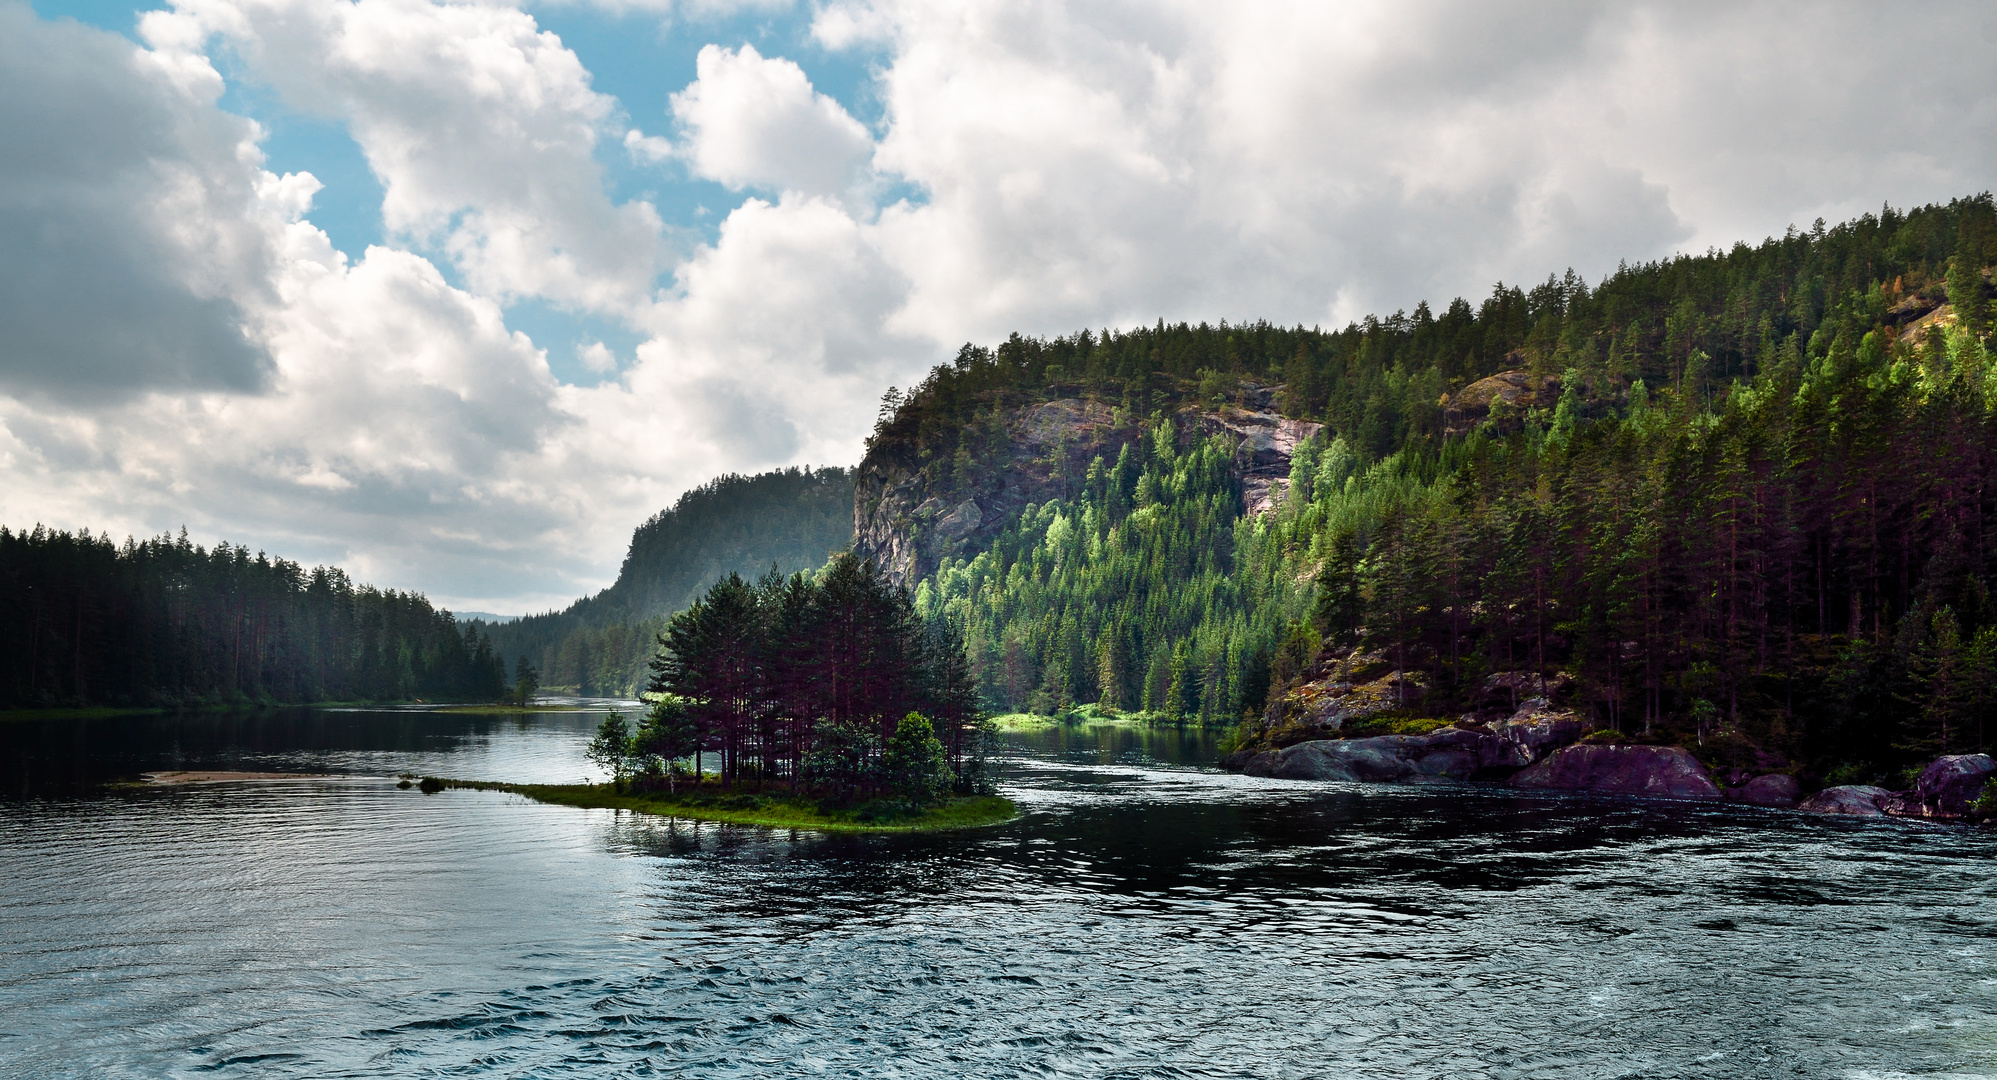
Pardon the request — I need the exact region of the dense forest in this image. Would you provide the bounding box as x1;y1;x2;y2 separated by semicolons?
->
644;553;989;796
0;526;507;708
477;467;852;696
876;194;1997;778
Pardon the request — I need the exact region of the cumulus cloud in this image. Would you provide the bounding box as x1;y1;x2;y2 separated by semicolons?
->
670;43;876;197
150;0;665;315
0;1;279;402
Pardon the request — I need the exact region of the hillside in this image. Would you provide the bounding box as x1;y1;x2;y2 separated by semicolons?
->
478;466;854;695
862;194;1997;781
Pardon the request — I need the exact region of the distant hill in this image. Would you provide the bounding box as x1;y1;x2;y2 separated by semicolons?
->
476;466;855;695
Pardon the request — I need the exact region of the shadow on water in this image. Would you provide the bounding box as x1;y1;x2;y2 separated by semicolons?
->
0;706;620;796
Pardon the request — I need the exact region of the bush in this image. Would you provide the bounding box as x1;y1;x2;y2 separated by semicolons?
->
801;719;879;806
883;712;952;804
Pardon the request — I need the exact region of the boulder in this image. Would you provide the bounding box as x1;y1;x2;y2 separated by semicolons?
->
1241;726;1518;783
1510;744;1722;800
1489;702;1585;765
1797;785;1892;817
1906;754;1997;819
1730;773;1801;807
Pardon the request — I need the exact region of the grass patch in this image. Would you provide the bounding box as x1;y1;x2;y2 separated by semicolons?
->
991;704;1179;731
1338;714;1457;738
431;703;595;715
429;779;1017;833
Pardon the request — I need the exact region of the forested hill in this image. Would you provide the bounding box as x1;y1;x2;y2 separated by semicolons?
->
863;194;1997;779
478;466;854;695
0;527;507;708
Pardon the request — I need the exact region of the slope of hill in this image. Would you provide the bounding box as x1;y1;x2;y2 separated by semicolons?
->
861;194;1997;781
477;466;854;695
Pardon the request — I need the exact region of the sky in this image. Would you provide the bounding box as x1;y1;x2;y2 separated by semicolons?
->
4;0;1995;615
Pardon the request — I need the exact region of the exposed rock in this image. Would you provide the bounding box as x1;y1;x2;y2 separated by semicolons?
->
1241;726;1520;782
855;388;1325;586
936;499;983;539
1798;785;1892;817
1730;773;1801;807
1489;700;1586;765
1510;744;1722;800
1475;672;1574;711
1893;754;1997;820
1264;667;1423;745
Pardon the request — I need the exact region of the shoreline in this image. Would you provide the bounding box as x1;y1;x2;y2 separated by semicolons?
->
431;779;1018;833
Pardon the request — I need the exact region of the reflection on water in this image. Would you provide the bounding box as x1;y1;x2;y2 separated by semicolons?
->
1;711;1994;1078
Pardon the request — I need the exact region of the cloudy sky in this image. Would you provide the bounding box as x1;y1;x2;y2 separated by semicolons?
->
4;0;1994;613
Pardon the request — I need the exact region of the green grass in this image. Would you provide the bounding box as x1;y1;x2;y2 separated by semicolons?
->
431;703;594;714
991;704;1176;731
430;779;1017;833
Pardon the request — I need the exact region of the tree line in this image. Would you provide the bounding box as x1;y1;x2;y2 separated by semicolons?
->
641;552;992;798
0;526;507;707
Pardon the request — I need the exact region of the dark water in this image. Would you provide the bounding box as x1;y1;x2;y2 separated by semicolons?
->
2;710;1994;1078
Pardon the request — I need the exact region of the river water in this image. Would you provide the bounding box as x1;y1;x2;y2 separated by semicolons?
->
2;706;1994;1079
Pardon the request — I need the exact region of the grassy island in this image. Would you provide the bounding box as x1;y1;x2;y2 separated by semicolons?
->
431;779;1015;833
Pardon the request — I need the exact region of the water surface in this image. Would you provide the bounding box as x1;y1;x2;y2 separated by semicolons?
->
1;709;1993;1078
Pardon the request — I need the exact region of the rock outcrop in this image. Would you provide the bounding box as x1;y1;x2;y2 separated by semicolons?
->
1241;726;1523;783
1729;773;1801;807
1510;744;1722;800
853;387;1323;586
1798;785;1892;816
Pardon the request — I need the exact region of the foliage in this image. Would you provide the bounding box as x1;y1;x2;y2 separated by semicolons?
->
882;712;951;805
585;710;632;787
650;553;990;800
0;526;507;707
879;194;1997;773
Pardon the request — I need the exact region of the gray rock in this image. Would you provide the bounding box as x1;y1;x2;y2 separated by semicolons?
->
1489;710;1585;766
1797;785;1891;816
1905;754;1997;819
936;499;983;539
1249;727;1517;783
1510;744;1721;800
1731;773;1801;807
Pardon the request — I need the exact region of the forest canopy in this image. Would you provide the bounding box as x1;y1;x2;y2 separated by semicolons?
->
874;194;1997;779
0;526;506;708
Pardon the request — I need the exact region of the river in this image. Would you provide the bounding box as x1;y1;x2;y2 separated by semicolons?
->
1;706;1993;1078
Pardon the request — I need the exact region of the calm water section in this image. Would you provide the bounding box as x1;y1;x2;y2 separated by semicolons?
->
1;707;1994;1078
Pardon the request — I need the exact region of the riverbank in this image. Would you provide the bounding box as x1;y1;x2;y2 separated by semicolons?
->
430;779;1017;833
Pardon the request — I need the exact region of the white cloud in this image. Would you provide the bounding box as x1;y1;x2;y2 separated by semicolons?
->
670;43;875;197
0;1;281;402
578;340;617;372
151;0;665;316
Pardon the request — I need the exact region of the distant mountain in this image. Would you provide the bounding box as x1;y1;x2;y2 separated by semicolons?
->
477;466;855;695
451;611;520;624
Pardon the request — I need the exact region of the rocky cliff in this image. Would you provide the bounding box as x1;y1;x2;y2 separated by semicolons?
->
853;384;1322;587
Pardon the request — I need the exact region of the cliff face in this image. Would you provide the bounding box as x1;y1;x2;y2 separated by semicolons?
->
853;385;1323;587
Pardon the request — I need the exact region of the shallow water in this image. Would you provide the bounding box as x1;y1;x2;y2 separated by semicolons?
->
1;709;1994;1078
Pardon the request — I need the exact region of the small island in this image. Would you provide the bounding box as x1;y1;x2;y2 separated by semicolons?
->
431;555;1012;834
430;778;1014;832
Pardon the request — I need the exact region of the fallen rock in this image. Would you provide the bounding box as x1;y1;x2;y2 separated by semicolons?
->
1510;744;1722;800
1241;726;1519;783
1904;754;1997;819
1730;773;1801;807
1798;785;1892;817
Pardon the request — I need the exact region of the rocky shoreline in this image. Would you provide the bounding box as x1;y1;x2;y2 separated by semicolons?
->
1222;698;1997;824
